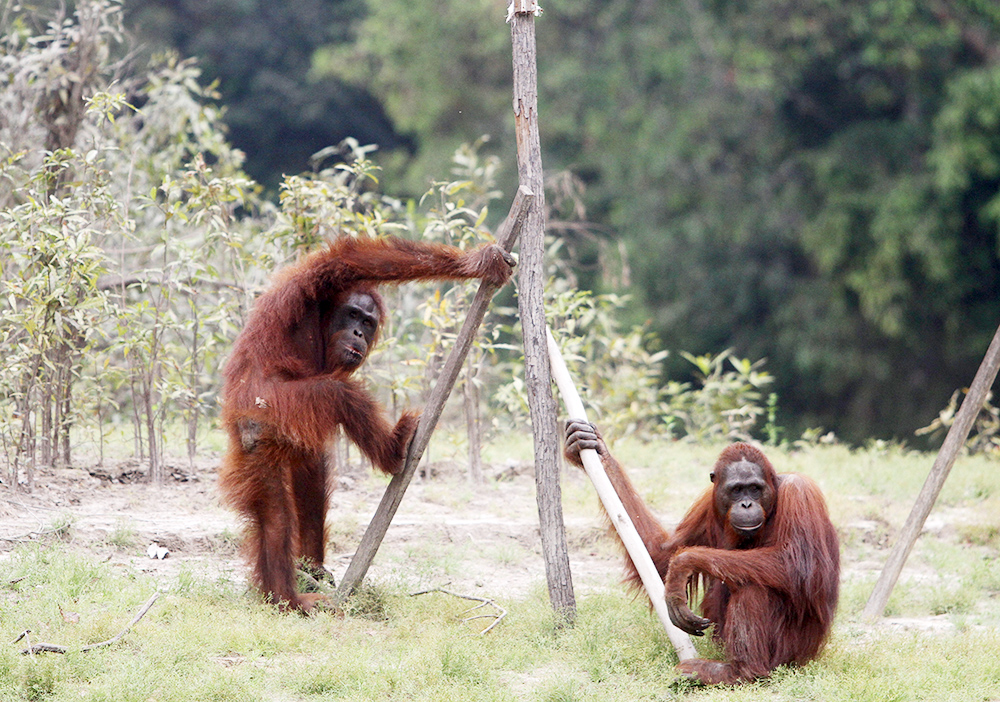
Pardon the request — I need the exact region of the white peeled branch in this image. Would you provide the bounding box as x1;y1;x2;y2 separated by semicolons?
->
546;327;697;661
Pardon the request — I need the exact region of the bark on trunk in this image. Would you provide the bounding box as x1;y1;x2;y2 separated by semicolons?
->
510;1;577;625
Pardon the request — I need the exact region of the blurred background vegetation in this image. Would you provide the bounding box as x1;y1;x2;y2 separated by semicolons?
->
3;0;1000;484
124;0;1000;442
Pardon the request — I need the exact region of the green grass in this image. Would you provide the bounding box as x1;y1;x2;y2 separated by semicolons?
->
2;440;1000;700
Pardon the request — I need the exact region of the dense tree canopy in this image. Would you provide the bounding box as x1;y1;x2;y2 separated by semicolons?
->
119;1;1000;441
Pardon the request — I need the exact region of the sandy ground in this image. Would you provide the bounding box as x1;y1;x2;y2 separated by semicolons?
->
0;452;979;638
0;455;619;604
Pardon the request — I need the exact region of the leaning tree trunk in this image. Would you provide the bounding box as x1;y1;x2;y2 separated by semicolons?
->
863;321;1000;620
332;188;532;606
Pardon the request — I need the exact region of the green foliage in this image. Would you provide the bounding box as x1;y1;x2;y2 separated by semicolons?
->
916;388;1000;454
273;139;400;249
543;290;668;438
0;2;131;482
22;0;1000;487
1;2;530;481
305;0;1000;444
0;147;116;484
412;141;510;478
502;286;773;442
342;582;393;622
932;66;1000;198
315;0;514;195
661;350;774;442
125;0;404;190
0;3;276;480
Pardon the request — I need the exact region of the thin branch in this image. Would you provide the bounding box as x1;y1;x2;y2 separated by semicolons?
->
0;525;72;543
96;273;244;292
20;592;160;655
411;587;507;635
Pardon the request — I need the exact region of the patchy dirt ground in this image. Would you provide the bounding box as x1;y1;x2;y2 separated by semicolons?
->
2;451;990;639
0;455;620;604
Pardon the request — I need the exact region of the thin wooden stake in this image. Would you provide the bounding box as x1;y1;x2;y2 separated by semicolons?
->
510;0;578;625
863;321;1000;620
546;328;698;660
332;187;533;606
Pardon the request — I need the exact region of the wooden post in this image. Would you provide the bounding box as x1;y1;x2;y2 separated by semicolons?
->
862;321;1000;620
546;329;698;659
332;187;533;605
509;0;577;624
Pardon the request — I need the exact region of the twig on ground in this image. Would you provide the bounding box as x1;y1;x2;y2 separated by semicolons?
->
0;525;72;543
20;592;161;655
0;497;60;511
411;587;507;635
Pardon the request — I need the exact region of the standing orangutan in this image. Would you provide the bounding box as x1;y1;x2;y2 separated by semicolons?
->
219;235;513;611
564;421;839;685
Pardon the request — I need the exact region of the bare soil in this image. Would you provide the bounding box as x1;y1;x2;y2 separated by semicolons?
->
0;455;618;603
1;452;976;637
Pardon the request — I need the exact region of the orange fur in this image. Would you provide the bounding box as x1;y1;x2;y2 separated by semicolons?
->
219;235;511;610
568;439;839;684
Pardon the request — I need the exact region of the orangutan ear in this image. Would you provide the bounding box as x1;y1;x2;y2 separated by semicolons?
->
709;471;716;484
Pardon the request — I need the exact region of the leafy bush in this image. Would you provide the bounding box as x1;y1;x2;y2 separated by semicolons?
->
542;290;668;438
661;350;774;442
0;2;518;484
503;289;774;443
